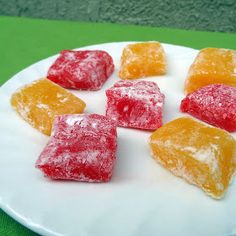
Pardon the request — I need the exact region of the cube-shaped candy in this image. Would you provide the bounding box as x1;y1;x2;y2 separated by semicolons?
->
185;48;236;94
36;114;117;182
119;42;167;80
11;79;86;135
47;50;114;90
149;117;236;199
106;80;165;130
181;84;236;132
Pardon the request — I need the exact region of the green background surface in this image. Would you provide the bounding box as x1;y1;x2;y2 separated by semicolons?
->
0;16;236;236
0;0;236;32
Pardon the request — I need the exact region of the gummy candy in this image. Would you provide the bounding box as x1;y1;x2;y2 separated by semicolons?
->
106;80;165;130
11;79;86;135
149;117;236;199
181;84;236;132
185;48;236;94
36;114;117;182
47;50;114;90
119;42;166;80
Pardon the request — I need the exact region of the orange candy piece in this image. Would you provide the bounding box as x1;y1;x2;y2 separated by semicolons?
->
149;117;236;199
11;79;86;135
185;48;236;94
119;42;167;80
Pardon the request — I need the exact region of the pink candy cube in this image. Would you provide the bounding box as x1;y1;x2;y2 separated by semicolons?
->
180;84;236;132
105;80;165;130
47;50;114;90
36;114;117;182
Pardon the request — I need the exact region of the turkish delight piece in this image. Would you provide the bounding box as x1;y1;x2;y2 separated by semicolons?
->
149;117;236;199
119;42;166;80
185;48;236;94
106;80;165;130
11;79;86;135
181;84;236;132
36;114;117;182
47;50;114;90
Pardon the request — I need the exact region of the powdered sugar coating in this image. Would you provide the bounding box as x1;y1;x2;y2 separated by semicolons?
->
184;48;236;94
180;84;236;132
47;50;114;90
36;114;117;182
149;117;236;199
119;42;166;80
10;79;86;135
105;80;165;130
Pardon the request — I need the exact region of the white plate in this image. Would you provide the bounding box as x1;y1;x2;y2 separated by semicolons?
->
0;42;236;236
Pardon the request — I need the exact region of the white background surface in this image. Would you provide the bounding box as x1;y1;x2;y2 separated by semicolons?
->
0;42;235;236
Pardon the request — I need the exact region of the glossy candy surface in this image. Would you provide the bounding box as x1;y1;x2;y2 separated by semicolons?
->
106;80;165;130
47;50;114;90
181;84;236;132
36;114;117;182
185;48;236;94
11;79;86;135
149;117;236;199
119;42;166;80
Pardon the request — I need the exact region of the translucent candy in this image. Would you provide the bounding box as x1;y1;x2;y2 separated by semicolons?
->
36;114;117;182
149;117;236;199
119;42;167;80
185;48;236;94
11;79;86;135
47;50;114;90
106;80;165;130
181;84;236;132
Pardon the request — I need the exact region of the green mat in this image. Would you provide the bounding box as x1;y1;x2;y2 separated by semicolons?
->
0;16;236;236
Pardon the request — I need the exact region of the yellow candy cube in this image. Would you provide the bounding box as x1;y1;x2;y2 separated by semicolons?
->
149;117;236;199
119;42;167;80
185;48;236;94
11;79;86;135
